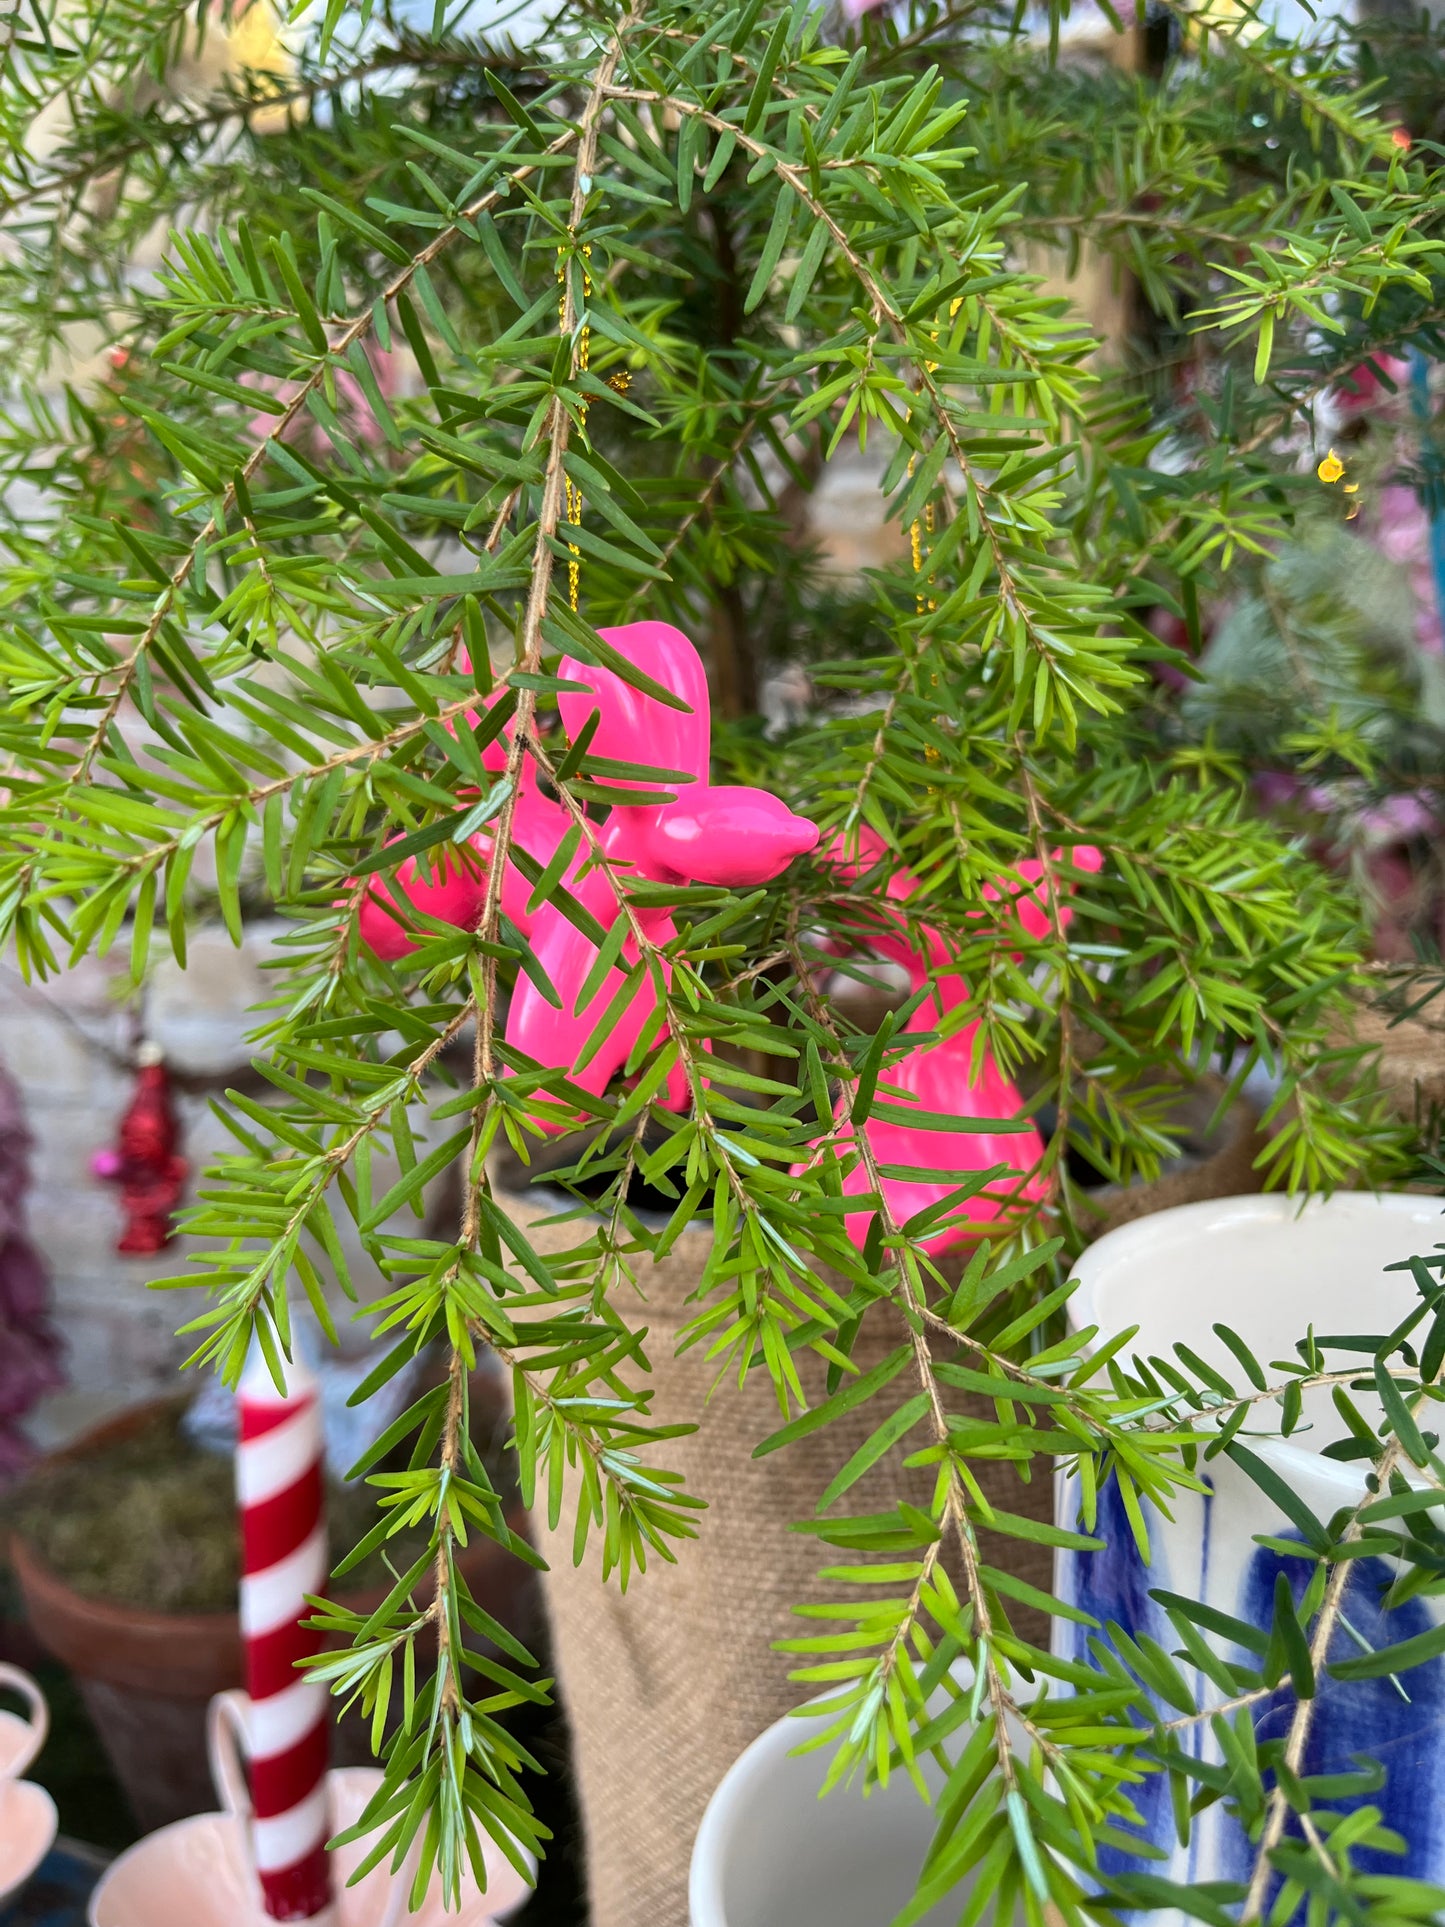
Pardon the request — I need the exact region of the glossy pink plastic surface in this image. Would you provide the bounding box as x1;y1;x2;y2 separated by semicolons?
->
556;620;712;786
356;839;490;962
0;1666;55;1906
357;683;570;959
349;623;1100;1248
0;1780;55;1905
87;1767;530;1927
808;829;1101;1252
506;624;820;1122
355;624;818;1115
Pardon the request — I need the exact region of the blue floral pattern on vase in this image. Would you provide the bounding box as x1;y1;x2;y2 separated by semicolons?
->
1060;1475;1445;1916
1063;1471;1175;1880
1219;1537;1445;1913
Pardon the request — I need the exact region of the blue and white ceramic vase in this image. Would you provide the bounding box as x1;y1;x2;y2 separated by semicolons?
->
1055;1192;1445;1921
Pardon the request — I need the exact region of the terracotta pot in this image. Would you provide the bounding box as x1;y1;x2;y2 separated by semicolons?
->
7;1397;535;1835
9;1534;241;1704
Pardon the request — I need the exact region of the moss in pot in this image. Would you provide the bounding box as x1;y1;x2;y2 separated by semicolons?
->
0;1382;532;1834
3;1396;518;1613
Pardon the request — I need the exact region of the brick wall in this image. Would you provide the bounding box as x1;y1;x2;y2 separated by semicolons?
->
7;927;287;1442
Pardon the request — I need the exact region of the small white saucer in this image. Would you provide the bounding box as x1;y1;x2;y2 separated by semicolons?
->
0;1777;60;1904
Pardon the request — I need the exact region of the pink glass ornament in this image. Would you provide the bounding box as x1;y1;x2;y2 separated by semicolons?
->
93;1045;188;1253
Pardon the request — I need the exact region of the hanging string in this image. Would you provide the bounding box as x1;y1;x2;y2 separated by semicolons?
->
559;240;592;613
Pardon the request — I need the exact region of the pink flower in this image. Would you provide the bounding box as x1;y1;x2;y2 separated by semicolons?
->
1354;791;1439;846
1369;485;1445;655
1333;356;1410;417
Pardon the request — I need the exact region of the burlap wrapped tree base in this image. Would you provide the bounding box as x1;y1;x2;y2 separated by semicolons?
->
1076;1080;1266;1239
1331;997;1445;1122
505;1184;1055;1927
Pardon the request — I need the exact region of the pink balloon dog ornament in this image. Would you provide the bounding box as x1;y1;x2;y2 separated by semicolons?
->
355;688;561;960
350;621;1100;1253
506;623;819;1122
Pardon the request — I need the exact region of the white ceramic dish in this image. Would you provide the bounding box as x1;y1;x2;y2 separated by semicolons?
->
689;1671;1046;1927
91;1690;535;1927
0;1777;59;1904
0;1665;48;1784
89;1765;533;1927
0;1662;56;1904
1067;1190;1443;1451
691;1701;962;1927
692;1196;1445;1927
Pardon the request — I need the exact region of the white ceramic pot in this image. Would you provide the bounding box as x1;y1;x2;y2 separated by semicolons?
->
89;1691;534;1927
0;1664;57;1905
690;1680;1040;1927
1056;1192;1445;1912
690;1708;943;1927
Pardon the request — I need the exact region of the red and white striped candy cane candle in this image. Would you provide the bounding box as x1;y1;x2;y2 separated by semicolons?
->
237;1346;335;1921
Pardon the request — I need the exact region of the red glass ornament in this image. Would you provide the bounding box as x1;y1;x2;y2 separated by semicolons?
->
93;1044;188;1254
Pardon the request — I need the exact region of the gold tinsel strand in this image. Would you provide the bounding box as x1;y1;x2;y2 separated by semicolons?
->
910;475;937;616
908;454;925;614
559;242;593;611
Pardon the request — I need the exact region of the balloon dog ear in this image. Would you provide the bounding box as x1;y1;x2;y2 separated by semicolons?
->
983;844;1104;947
558;621;712;790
